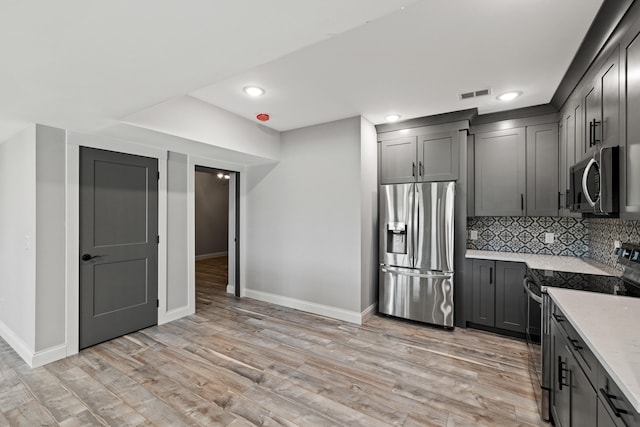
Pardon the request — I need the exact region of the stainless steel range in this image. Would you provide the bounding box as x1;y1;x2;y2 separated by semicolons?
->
524;246;640;422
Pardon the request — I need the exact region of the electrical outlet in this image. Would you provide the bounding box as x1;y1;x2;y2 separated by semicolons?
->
544;233;555;244
470;230;478;240
614;240;622;249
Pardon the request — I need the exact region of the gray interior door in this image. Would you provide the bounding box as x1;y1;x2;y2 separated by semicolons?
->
80;147;158;349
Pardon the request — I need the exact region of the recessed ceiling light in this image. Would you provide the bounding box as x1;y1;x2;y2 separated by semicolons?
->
497;91;522;101
243;86;265;97
217;173;224;179
385;114;401;122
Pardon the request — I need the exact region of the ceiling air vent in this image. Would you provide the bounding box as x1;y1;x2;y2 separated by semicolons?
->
459;88;492;100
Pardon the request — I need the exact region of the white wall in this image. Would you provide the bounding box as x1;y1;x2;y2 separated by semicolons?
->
245;116;375;322
122;95;281;161
0;126;37;360
360;118;378;312
167;152;189;311
35;125;66;352
195;170;229;256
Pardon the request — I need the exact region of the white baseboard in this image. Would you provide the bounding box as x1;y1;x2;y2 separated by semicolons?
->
158;305;195;325
31;344;67;368
195;251;228;261
0;320;35;367
361;303;377;323
243;289;373;325
226;284;235;295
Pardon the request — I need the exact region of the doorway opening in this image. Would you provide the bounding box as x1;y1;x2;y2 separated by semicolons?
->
194;166;239;309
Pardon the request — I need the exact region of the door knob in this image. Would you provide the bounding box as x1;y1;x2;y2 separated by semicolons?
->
81;254;92;261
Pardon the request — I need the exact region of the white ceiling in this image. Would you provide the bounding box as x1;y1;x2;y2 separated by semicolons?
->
0;0;603;140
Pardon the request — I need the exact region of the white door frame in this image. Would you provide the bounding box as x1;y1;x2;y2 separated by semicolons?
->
65;132;168;357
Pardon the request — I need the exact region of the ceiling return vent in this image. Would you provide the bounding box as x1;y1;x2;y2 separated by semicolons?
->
459;88;492;100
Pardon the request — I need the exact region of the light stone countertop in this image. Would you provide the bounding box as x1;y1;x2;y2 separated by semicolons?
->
547;287;640;412
465;250;621;276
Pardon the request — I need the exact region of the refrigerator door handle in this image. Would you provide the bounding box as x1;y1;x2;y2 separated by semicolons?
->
413;184;420;269
381;266;452;279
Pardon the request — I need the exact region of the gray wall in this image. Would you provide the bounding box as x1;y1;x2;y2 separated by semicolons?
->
35;125;66;351
167;152;189;310
0;126;37;351
245;116;367;313
195;170;229;256
360;118;378;311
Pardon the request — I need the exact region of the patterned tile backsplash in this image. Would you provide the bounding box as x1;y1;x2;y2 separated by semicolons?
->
467;216;589;257
588;218;640;269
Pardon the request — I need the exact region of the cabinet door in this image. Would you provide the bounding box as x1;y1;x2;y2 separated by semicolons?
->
551;323;572;427
380;137;417;184
559;118;567;213
597;398;618;427
526;123;559;216
622;28;640;217
417;131;459;182
583;81;602;158
472;260;495;327
568;354;597;427
494;261;526;333
474;128;526;216
601;48;620;149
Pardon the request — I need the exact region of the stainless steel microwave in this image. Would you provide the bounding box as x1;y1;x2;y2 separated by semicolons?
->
569;146;618;215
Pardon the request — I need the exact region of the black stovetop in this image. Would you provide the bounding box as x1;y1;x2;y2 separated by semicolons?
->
527;267;640;298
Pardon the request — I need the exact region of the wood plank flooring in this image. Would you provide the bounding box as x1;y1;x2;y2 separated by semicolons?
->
0;259;546;426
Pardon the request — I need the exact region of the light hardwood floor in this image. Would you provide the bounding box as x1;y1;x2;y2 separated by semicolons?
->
0;258;545;426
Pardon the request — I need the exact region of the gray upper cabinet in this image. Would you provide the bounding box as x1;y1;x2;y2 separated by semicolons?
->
379;137;417;184
581;47;620;159
417;131;460;182
379;131;460;184
526;123;559;216
621;22;640;218
474;127;526;216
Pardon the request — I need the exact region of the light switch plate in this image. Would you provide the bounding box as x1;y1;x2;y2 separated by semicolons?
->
614;240;622;249
470;230;478;240
544;233;554;244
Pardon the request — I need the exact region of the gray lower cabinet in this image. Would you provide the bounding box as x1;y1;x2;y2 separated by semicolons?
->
550;302;639;427
379;131;460;184
471;260;526;334
474;128;526;216
526;123;559;216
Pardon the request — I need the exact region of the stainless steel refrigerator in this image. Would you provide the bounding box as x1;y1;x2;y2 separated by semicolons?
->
379;181;455;327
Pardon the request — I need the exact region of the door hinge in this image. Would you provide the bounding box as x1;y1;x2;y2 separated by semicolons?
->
157;299;159;308
156;235;160;244
157;171;160;180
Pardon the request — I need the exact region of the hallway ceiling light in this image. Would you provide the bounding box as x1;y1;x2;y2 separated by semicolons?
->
497;91;522;101
224;174;230;179
243;86;265;97
385;114;401;122
217;172;224;178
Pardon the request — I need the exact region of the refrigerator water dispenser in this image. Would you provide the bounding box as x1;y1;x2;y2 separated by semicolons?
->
387;222;407;254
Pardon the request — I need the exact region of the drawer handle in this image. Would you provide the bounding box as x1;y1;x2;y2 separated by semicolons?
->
569;338;582;351
600;388;628;418
552;313;565;322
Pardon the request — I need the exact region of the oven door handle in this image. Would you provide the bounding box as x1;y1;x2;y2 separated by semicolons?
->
582;158;598;208
523;277;543;304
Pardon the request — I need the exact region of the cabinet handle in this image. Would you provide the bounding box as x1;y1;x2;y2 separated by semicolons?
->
593;119;601;144
552;313;565;322
558;355;569;390
569;338;582;351
589;120;594;147
520;194;524;212
412;162;415;177
419;161;424;177
600;388;628;417
489;267;493;285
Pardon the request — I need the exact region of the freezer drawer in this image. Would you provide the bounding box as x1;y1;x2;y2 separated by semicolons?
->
379;266;454;327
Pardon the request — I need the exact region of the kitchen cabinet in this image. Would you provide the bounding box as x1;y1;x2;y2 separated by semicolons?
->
473;124;558;217
379;131;459;184
526;123;559;216
471;260;526;334
474;128;526;216
621;20;640;217
551;312;597;427
471;259;495;327
580;47;620;159
597;365;640;427
559;104;582;216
